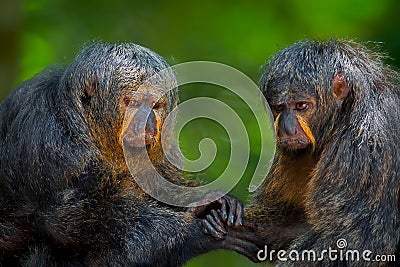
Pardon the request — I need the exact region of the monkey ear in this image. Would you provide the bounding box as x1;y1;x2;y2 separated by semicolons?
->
332;72;350;101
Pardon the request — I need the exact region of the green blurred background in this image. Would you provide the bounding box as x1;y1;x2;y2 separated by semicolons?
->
1;0;399;266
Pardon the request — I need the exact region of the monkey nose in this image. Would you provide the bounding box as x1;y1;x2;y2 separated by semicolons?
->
285;123;297;136
132;107;152;134
133;120;146;134
281;113;298;136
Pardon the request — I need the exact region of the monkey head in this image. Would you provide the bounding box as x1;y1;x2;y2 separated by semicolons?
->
60;42;178;162
260;40;356;153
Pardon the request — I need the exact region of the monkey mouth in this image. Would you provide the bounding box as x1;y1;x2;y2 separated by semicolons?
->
123;133;156;148
279;138;310;150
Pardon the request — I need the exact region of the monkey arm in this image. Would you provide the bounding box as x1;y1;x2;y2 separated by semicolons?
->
107;200;260;265
245;160;311;253
97;203;214;266
246;197;310;252
41;185;203;266
41;174;259;266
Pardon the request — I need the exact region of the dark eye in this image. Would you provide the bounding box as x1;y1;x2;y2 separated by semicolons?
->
152;101;163;110
295;102;309;111
123;97;131;107
123;97;140;107
274;104;285;112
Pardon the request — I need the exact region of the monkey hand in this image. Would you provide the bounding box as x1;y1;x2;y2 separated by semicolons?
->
203;205;260;262
188;192;260;262
187;191;257;239
213;223;261;263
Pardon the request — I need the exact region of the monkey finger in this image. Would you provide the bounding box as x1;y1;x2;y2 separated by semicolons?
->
228;228;259;244
223;236;261;263
206;214;227;235
225;195;237;226
202;219;225;240
217;209;229;225
233;201;244;227
219;198;228;222
210;209;226;230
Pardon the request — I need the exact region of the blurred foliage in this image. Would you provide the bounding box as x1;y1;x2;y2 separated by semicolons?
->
0;0;399;266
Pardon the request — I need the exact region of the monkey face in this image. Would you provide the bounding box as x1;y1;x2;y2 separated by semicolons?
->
270;96;316;151
119;89;167;148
